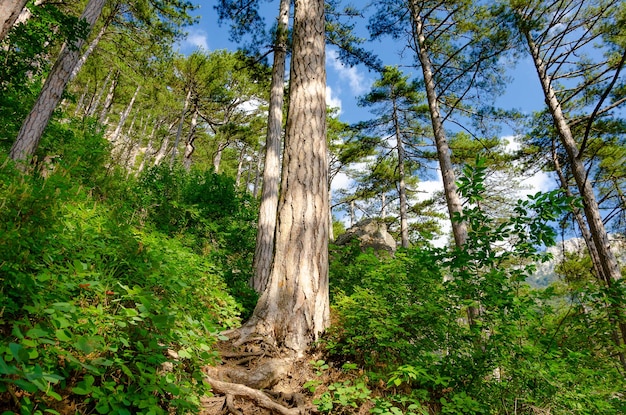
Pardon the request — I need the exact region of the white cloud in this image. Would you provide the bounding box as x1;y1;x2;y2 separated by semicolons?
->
331;171;352;192
326;49;369;96
326;86;342;113
185;29;209;50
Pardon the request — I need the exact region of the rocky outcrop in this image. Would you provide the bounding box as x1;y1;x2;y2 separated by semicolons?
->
334;219;397;253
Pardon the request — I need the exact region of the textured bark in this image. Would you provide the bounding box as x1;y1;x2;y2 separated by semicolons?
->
252;0;290;293
0;0;28;42
242;0;329;353
9;0;107;163
410;2;479;326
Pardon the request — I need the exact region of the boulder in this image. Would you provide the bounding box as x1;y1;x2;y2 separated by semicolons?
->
334;219;397;253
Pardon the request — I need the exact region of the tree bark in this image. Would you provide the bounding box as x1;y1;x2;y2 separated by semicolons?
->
110;84;141;143
410;6;467;248
525;33;622;285
393;100;409;248
171;88;192;166
241;0;329;354
0;0;28;42
410;2;478;325
99;70;118;124
183;107;199;170
9;0;107;163
251;0;290;293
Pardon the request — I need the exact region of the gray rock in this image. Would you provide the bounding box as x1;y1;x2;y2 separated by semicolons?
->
335;219;397;253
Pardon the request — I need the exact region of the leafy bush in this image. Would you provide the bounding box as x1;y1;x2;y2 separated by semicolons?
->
325;159;626;414
0;157;241;414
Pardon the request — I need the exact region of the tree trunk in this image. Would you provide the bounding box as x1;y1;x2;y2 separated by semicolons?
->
393;100;409;248
0;0;28;42
137;120;159;173
153;120;178;166
235;145;247;187
86;71;110;116
171;88;192;166
9;0;107;163
99;70;118;124
110;84;141;143
525;33;621;285
183;107;198;170
69;16;112;82
525;31;626;349
253;154;262;198
251;0;290;293
241;0;329;354
410;2;479;326
410;7;467;248
213;142;227;173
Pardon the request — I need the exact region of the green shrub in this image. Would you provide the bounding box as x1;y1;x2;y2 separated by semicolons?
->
0;159;241;413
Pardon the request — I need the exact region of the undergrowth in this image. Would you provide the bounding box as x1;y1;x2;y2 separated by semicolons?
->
0;124;254;414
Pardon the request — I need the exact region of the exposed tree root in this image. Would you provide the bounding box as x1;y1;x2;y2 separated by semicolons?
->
204;373;304;415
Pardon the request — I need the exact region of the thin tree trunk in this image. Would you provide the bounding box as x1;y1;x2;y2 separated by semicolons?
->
153;120;178;166
410;2;477;325
350;200;355;227
525;32;626;352
69;15;113;82
235;145;247;186
99;70;118;124
394;100;409;248
251;0;290;293
241;0;329;353
86;71;111;116
253;153;262;198
9;0;107;163
74;81;89;116
183;107;198;170
110;84;140;143
410;8;467;248
213;142;227;173
171;88;192;166
0;0;28;42
137;120;158;173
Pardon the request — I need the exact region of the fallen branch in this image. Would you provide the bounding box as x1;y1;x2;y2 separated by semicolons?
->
205;374;302;415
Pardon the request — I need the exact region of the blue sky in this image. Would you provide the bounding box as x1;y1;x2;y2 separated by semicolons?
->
178;0;554;240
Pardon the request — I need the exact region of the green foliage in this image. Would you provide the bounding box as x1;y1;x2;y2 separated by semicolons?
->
313;379;371;413
326;158;625;414
133;164;259;317
0;152;243;413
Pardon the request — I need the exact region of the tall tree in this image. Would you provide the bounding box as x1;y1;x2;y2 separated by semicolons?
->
504;0;626;358
9;0;107;163
359;66;426;248
252;0;290;293
239;0;329;353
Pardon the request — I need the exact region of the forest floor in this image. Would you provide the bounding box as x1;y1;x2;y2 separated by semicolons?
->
199;336;372;415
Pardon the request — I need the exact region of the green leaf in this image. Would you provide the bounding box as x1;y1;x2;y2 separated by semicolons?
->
55;329;72;342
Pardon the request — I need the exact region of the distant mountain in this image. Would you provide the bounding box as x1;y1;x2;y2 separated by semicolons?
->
526;235;626;288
